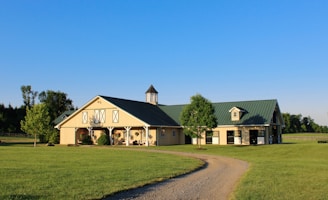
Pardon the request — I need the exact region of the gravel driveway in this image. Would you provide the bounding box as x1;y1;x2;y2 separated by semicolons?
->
104;150;249;200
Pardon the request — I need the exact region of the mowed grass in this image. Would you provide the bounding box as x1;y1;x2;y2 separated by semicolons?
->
152;133;328;200
0;138;203;200
1;134;328;200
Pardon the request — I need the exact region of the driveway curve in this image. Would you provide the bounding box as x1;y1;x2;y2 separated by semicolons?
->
104;150;249;200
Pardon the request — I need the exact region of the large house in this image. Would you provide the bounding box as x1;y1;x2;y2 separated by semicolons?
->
55;85;284;146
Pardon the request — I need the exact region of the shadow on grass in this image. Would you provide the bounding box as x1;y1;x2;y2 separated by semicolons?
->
2;194;41;200
232;142;297;147
0;142;37;147
195;147;207;150
280;142;297;145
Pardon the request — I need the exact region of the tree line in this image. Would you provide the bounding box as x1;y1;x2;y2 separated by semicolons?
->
0;85;76;145
0;86;327;143
282;113;328;133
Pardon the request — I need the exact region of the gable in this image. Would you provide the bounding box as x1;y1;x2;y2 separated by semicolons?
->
55;96;150;129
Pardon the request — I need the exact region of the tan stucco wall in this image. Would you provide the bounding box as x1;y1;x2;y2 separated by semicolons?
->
60;127;76;144
157;128;183;146
59;97;151;145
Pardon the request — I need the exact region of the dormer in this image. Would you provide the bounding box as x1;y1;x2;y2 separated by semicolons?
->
229;107;245;121
145;85;158;105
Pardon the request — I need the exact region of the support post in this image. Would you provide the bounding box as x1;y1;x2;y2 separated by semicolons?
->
144;126;150;146
87;127;92;136
124;127;131;146
107;127;114;145
75;128;78;145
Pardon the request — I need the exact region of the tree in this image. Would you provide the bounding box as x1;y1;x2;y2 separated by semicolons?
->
38;90;74;123
180;94;217;149
282;112;328;133
21;85;38;108
20;103;51;147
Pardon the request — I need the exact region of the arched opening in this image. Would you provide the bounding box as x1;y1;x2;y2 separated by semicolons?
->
76;128;89;144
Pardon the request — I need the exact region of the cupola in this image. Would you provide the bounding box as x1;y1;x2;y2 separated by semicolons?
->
145;85;158;105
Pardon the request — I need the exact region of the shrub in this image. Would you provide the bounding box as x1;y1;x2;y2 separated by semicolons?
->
97;134;110;145
48;130;59;144
82;135;93;145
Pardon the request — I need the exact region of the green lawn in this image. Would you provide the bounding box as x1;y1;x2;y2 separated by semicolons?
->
152;134;328;200
0;139;203;200
1;135;328;200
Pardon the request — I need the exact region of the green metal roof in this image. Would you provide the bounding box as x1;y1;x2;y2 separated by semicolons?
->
53;110;75;125
160;99;279;126
55;97;280;128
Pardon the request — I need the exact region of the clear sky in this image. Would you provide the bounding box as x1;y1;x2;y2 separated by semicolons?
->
1;0;328;125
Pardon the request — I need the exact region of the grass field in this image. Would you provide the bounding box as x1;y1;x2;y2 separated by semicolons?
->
153;133;328;200
1;134;328;200
0;137;203;200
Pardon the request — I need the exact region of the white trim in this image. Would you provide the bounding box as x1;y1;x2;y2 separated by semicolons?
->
124;126;132;146
100;109;105;123
55;96;103;129
144;126;150;146
82;111;88;124
112;110;119;123
229;107;243;113
216;124;271;128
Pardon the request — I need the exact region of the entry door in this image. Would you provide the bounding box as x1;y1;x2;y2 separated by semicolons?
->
227;131;234;144
185;135;192;144
249;130;258;144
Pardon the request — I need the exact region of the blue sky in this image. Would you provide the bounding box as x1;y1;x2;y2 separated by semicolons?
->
1;0;328;125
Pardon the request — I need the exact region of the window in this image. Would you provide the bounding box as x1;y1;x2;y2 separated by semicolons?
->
206;131;213;144
93;109;105;124
231;110;240;121
94;110;100;123
172;130;176;136
112;110;119;123
100;110;105;123
82;112;88;124
258;130;265;137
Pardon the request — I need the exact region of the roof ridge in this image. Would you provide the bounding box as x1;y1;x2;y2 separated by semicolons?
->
212;99;277;104
161;99;277;107
99;95;152;105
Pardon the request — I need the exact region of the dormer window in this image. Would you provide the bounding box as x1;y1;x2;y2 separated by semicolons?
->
229;107;245;121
